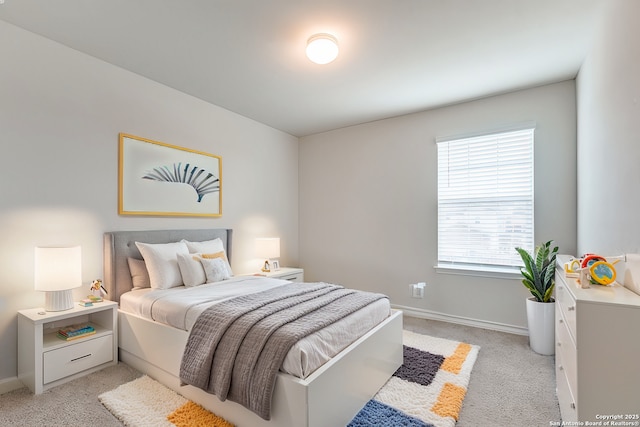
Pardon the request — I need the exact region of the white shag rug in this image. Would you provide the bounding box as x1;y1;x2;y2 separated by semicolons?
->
99;375;187;427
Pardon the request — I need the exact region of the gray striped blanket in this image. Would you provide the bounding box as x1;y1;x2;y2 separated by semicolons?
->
179;282;387;420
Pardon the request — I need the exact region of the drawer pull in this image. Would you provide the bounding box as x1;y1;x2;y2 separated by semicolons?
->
559;365;563;371
568;306;575;311
557;342;561;347
571;402;576;410
70;353;92;362
559;319;564;324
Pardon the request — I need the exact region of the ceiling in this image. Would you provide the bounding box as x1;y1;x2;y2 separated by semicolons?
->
0;0;605;137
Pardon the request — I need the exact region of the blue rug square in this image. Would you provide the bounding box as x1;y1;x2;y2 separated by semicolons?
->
347;400;435;427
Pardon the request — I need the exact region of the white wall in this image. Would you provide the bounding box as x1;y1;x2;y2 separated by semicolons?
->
299;81;577;331
576;0;640;255
0;21;299;384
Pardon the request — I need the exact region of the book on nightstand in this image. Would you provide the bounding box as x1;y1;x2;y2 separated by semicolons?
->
57;330;96;341
57;324;96;341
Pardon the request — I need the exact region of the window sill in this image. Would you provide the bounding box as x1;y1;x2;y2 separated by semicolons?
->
435;264;522;280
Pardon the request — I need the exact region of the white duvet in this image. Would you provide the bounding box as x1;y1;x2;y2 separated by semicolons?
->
119;276;390;378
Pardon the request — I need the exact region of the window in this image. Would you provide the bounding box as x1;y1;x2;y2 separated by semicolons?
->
437;127;534;273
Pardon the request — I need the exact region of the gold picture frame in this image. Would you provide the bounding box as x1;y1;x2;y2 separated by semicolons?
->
118;133;222;217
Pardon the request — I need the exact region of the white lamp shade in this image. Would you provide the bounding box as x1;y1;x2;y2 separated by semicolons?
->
306;33;339;65
35;246;82;292
255;238;280;259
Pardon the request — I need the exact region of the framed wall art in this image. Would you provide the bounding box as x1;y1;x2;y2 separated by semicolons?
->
118;133;222;217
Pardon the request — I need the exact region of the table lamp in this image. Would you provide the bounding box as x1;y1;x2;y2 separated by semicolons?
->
35;246;82;311
255;238;280;272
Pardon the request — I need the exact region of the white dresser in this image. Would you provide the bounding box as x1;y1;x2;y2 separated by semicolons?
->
555;255;640;423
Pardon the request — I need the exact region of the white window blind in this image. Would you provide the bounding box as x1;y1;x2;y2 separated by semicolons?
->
437;128;534;271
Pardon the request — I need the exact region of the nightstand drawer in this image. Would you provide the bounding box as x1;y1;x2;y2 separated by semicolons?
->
278;272;304;281
43;334;113;384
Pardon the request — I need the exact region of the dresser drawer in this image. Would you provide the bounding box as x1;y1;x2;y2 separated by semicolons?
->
556;282;577;340
556;360;577;423
43;335;113;384
556;315;577;398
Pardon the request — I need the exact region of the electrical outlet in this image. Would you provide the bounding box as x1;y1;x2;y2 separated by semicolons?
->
410;282;425;298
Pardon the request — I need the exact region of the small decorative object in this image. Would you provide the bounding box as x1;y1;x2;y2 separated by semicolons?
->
256;237;281;273
89;279;107;302
578;266;591;289
580;254;605;269
564;258;581;278
79;299;93;307
574;253;623;287
589;261;617;285
516;240;558;355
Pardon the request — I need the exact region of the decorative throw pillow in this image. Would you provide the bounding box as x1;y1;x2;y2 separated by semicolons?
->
200;257;231;283
127;257;151;289
135;241;189;289
177;253;207;287
182;238;233;276
201;251;233;277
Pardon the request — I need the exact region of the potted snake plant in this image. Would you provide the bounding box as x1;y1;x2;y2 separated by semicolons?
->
515;240;558;355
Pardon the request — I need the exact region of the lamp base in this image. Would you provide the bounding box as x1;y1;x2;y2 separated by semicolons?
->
44;289;74;311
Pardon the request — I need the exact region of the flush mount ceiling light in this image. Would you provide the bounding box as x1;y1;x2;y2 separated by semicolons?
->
306;33;339;65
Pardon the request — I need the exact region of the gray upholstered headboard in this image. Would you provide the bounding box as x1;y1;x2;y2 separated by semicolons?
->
103;229;233;303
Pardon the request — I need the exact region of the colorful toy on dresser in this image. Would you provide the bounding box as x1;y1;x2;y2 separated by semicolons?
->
564;253;624;288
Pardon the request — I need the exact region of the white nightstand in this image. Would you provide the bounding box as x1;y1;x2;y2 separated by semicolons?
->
18;300;118;394
254;267;304;282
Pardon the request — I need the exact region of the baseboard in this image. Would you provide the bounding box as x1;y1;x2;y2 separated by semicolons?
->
0;376;24;395
393;304;528;336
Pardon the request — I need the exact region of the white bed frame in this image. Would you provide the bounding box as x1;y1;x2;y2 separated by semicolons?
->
104;229;403;427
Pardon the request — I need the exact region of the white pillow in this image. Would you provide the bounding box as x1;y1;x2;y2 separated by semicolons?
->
177;253;207;287
182;238;224;253
135;241;189;289
182;238;233;276
200;257;231;283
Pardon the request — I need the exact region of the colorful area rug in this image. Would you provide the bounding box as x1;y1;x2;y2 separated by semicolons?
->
349;330;479;427
99;331;478;427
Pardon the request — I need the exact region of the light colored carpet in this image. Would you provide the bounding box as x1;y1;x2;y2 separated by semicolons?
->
0;316;560;426
0;363;141;427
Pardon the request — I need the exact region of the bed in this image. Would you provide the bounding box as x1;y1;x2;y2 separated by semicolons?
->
104;229;403;427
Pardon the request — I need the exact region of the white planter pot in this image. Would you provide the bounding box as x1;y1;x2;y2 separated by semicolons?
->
526;297;555;355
